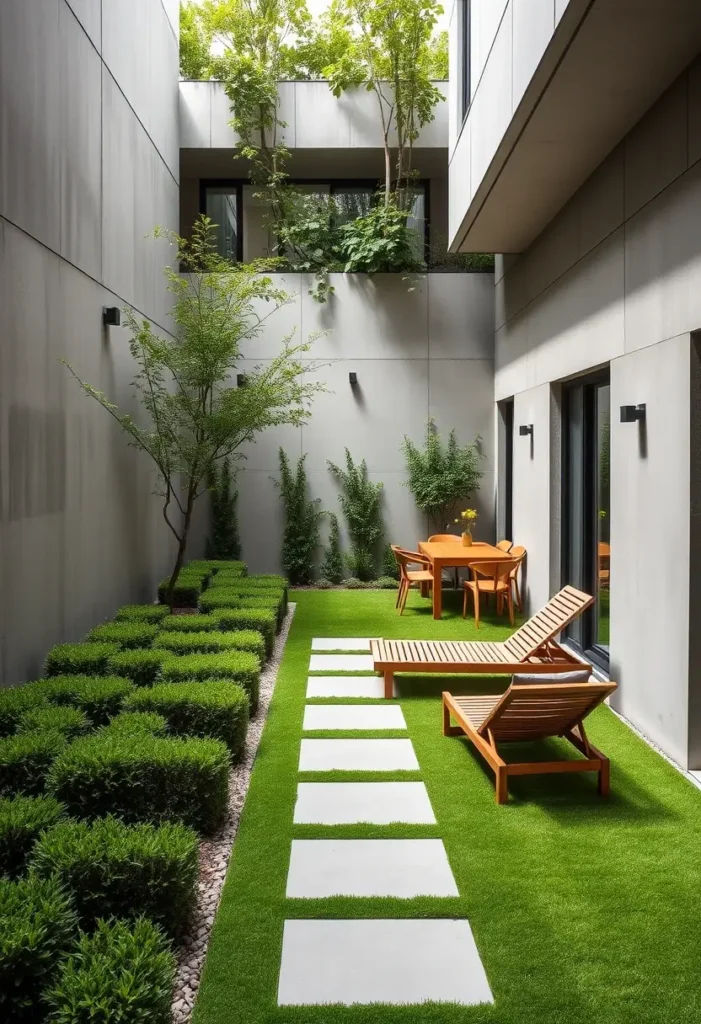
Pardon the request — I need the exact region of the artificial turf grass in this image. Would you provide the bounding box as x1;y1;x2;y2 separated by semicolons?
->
193;588;701;1024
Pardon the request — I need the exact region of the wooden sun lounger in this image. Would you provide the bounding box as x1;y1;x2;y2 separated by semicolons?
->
442;679;617;803
371;585;594;699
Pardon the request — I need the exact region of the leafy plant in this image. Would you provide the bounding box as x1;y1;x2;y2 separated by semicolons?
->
0;732;68;797
45;643;120;678
106;649;168;688
401;420;484;529
160;652;260;711
35;677;135;726
180;1;212;79
376;575;399;589
0;687;50;738
207;456;242;561
19;706;91;740
114;604;172;624
101;712;168;738
337;198;424;273
156;629;266;664
125;682;250;759
157;575;203;608
85;622;159;650
0;795;66;879
210;608;277;656
321;513;344;583
274;450;323;585
328;449;383;580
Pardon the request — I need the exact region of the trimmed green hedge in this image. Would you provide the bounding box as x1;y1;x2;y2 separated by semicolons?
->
85;622;158;650
19;705;91;740
46;917;175;1024
47;733;229;834
0;873;77;1021
0;795;65;878
0;687;50;737
200;587;284;630
35;676;135;726
114;603;171;624
158;613;221;633
45;642;120;678
0;731;68;796
210;607;276;657
157;576;202;608
107;648;167;687
160;651;260;712
125;682;249;758
156;628;266;663
186;559;246;577
101;711;168;737
32;816;199;936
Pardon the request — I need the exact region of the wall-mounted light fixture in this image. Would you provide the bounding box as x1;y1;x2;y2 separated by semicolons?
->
103;307;121;327
236;374;247;388
518;424;533;436
348;372;358;385
620;404;646;423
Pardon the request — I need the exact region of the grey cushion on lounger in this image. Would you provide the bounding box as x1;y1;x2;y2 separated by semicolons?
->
512;668;592;686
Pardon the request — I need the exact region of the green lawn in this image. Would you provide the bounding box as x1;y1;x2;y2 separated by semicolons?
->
193;588;701;1024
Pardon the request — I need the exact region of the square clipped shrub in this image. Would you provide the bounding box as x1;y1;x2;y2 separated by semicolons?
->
114;603;171;624
47;733;229;834
19;705;91;740
0;731;68;796
0;795;65;878
84;621;158;650
107;649;167;687
201;586;285;628
160;651;260;711
31;816;199;936
210;607;276;657
45;917;175;1024
187;559;246;577
101;712;168;737
157;575;202;608
156;629;266;664
35;676;135;726
45;642;120;678
0;687;50;737
125;682;249;758
158;612;221;633
0;873;77;1021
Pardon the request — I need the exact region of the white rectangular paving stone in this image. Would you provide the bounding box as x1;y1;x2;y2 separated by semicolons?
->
277;919;493;1006
306;676;386;699
309;654;375;673
293;782;436;824
299;739;418;772
286;839;458;898
311;638;374;652
303;705;406;731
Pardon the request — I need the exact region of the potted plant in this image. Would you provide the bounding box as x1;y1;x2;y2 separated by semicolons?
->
456;509;478;546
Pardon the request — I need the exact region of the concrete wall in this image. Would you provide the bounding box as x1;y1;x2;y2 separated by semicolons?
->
494;61;701;767
231;273;495;574
0;0;181;685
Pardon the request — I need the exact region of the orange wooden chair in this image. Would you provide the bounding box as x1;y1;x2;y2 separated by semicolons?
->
463;557;521;627
496;539;513;552
598;542;610;588
507;545;526;610
428;533;461;588
391;545;434;615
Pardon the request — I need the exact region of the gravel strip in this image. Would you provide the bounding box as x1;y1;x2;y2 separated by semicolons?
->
171;603;297;1023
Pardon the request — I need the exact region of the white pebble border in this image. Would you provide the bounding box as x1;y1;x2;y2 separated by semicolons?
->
171;603;297;1023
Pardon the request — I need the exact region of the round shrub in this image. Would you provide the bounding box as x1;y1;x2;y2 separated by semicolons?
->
47;733;230;835
0;731;68;796
101;712;168;737
125;682;249;759
31;816;199;936
376;575;399;589
114;603;171;624
316;577;334;589
157;576;203;608
210;607;276;657
107;649;167;687
345;577;370;589
158;613;221;633
19;706;91;740
0;873;77;1021
35;676;135;726
0;795;66;878
156;629;266;663
0;686;50;737
160;651;260;711
45;642;120;678
85;622;158;650
45;917;175;1024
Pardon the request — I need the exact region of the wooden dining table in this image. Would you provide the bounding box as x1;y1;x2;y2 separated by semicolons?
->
418;541;513;619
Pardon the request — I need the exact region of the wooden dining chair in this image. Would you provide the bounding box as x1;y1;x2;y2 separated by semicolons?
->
463;558;520;627
598;542;610;588
428;534;461;588
496;539;513;552
508;545;526;611
392;545;434;615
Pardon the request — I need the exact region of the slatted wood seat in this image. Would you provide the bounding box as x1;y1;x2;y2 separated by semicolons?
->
371;586;594;698
442;680;617;803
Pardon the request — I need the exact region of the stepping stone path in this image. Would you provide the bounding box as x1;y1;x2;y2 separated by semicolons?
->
278;636;494;1008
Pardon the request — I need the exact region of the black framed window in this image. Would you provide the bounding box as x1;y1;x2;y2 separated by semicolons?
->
203;187;241;262
461;0;471;120
562;371;610;669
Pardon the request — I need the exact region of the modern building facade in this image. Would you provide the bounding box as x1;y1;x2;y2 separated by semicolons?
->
448;0;701;769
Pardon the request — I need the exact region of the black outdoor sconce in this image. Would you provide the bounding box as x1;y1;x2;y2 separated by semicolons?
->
103;307;121;327
236;374;247;387
620;404;646;423
518;424;533;437
348;372;358;385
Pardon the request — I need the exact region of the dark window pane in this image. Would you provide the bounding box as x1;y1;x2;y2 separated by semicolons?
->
205;188;238;262
332;187;373;227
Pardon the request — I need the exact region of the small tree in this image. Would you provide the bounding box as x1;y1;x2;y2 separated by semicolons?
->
401;420;484;530
206;457;241;560
327;449;383;581
321;513;344;583
274;450;323;585
64;216;323;607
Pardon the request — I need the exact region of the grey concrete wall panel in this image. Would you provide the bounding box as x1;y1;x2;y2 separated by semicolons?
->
65;0;101;48
512;0;554;112
162;0;180;37
180;83;212;149
428;274;494;359
623;76;688;220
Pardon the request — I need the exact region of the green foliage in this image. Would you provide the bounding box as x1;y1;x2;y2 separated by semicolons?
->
125;682;250;759
180;0;212;79
344;577;370;589
274;450;323;585
19;706;91;740
0;873;77;1022
187;559;247;576
322;513;344;583
101;712;168;738
156;629;266;664
381;543;400;580
45;643;120;678
0;796;66;879
107;649;167;687
47;733;230;835
210;608;277;657
85;622;159;650
376;575;400;589
427;28;448;78
159;613;221;632
0;687;50;737
160;652;260;711
0;732;68;797
157;576;203;608
316;577;334;589
207;457;242;561
114;604;172;624
401;419;484;529
32;817;199;937
36;676;135;726
45;917;175;1024
328;448;384;580
337;198;424;273
199;590;282;636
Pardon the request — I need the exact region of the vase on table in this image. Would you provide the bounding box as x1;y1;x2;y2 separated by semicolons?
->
462;531;473;547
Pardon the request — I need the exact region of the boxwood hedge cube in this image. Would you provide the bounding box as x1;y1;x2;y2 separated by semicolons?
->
107;649;168;687
114;604;172;624
0;794;66;878
0;731;68;796
209;607;276;657
45;642;120;678
33;676;135;726
159;651;260;711
85;622;159;650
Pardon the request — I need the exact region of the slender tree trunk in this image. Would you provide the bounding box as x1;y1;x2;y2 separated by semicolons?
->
165;490;196;610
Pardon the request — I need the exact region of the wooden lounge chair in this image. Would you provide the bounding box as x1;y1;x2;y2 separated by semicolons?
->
442;678;617;803
371;585;594;698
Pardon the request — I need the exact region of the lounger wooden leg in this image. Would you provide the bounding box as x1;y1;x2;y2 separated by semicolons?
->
442;697;463;736
496;766;509;804
598;757;610;797
384;671;395;700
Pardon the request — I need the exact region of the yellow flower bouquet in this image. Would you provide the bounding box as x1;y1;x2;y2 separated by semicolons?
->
455;509;478;546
